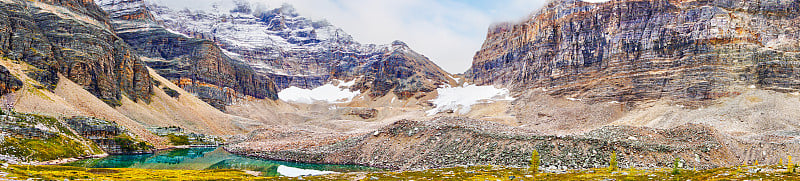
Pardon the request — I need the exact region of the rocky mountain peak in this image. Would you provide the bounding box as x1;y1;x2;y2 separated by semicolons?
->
147;2;454;99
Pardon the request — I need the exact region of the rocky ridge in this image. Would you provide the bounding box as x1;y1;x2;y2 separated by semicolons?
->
65;116;154;154
147;3;455;100
96;0;278;109
0;110;104;163
467;0;800;107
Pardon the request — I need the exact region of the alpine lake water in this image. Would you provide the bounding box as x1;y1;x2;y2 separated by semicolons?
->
63;147;380;177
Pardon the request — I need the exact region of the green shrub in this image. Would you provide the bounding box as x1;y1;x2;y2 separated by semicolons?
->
113;135;153;153
529;150;539;174
672;157;681;175
167;134;190;145
162;87;180;98
609;151;618;171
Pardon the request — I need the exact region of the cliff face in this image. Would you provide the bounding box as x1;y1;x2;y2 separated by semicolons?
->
0;0;153;106
467;0;800;106
0;65;22;96
96;0;278;109
148;4;454;99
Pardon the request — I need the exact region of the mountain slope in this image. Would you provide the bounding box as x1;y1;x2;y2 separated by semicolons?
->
0;0;267;149
467;0;800;107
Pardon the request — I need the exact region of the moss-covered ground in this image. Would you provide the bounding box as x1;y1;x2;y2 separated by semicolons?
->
1;165;257;181
2;164;797;180
0;111;103;162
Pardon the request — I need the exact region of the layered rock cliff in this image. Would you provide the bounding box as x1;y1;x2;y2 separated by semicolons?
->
96;0;278;109
0;0;153;106
148;3;454;99
467;0;800;106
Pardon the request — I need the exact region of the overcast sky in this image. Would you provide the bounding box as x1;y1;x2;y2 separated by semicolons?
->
149;0;609;73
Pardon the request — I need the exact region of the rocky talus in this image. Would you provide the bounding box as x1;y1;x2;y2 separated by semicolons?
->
467;0;800;106
96;0;278;109
0;0;153;106
227;117;799;170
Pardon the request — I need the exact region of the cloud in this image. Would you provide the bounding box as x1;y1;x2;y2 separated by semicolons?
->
148;0;549;73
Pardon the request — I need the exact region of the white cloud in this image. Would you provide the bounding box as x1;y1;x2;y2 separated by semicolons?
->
148;0;549;73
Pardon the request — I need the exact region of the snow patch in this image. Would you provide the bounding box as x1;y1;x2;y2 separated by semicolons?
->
278;80;361;104
34;123;56;133
426;84;515;116
276;165;336;177
164;28;191;38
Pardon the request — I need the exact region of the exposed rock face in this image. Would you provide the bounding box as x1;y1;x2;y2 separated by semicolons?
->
148;3;454;99
0;65;22;96
0;0;151;105
0;0;153;106
227;117;799;170
467;0;800;106
66;116;154;154
96;0;278;109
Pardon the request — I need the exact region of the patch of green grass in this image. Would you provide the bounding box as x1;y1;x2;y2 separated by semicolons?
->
0;136;86;162
0;111;101;161
166;134;190;146
112;134;153;153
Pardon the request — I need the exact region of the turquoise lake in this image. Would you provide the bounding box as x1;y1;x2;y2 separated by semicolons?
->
63;147;380;177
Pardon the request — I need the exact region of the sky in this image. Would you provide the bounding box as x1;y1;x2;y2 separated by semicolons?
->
150;0;610;73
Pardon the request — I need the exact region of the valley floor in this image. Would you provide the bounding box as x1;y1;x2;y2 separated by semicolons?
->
1;164;797;180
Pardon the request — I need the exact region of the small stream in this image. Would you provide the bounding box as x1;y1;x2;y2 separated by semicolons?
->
63;147;379;177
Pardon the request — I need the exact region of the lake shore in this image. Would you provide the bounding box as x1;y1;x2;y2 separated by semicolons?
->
30;144;222;166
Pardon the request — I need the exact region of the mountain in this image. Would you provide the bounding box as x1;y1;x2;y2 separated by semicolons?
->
0;0;267;151
0;0;152;106
467;0;800;107
147;3;455;100
228;0;800;171
96;0;278;110
462;0;800;137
